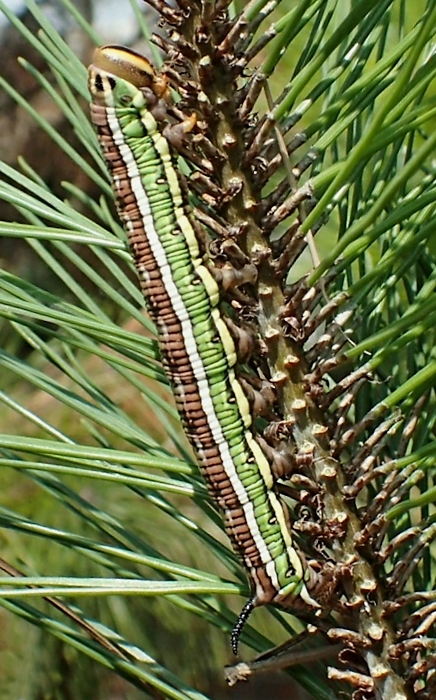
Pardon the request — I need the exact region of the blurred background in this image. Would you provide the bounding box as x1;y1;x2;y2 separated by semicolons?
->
0;2;314;698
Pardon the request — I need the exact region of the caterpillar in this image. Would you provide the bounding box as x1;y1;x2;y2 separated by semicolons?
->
88;45;319;653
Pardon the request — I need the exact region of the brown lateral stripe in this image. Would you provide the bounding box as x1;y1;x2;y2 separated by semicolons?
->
92;106;262;569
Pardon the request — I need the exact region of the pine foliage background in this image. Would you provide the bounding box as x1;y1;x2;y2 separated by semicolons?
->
0;1;435;699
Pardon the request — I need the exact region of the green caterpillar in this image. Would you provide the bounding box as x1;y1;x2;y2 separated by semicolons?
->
88;45;319;652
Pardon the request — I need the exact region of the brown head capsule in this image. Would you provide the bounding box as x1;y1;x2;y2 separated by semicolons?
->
91;45;170;99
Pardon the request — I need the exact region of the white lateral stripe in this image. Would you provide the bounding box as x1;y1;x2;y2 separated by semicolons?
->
101;83;279;588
